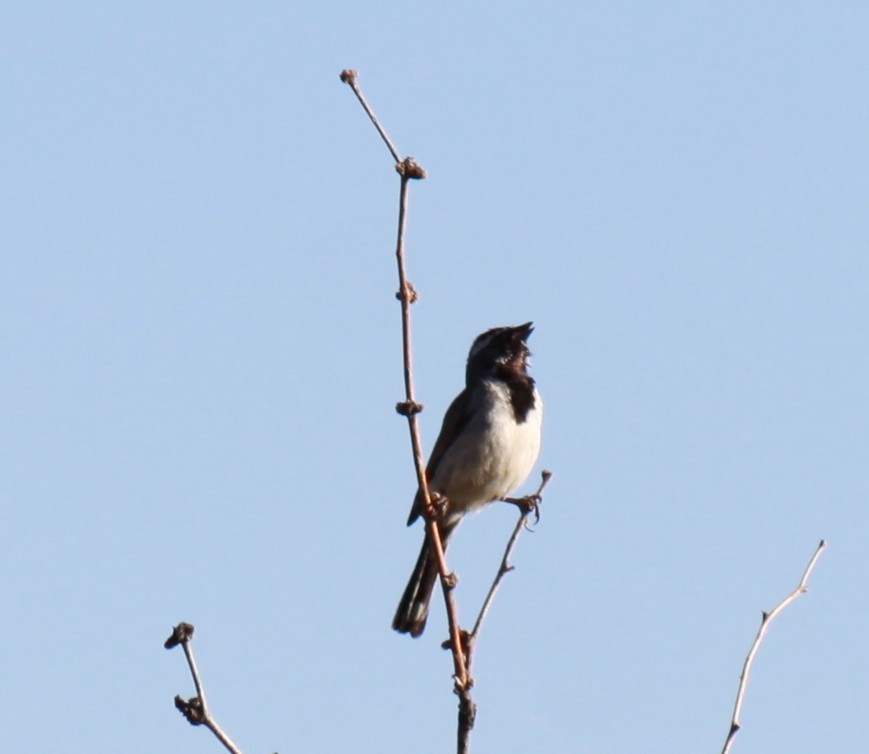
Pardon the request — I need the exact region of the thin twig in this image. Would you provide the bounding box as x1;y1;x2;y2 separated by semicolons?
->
456;470;552;753
470;470;553;642
340;69;467;693
393;170;468;689
341;70;477;754
165;622;244;754
180;639;208;712
340;69;401;164
720;539;826;754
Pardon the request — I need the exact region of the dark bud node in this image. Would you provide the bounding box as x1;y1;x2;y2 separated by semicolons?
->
395;281;418;303
395;156;427;180
175;695;206;725
164;622;195;649
396;400;424;416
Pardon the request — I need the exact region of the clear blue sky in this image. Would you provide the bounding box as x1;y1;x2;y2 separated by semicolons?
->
2;3;866;753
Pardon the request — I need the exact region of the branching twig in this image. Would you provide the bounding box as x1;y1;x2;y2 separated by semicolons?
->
165;622;244;754
470;470;553;643
392;166;468;692
341;68;480;751
340;68;468;687
454;470;552;752
720;539;826;754
342;69;548;754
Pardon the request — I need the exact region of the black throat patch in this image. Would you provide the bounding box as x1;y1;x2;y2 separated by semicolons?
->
495;366;537;423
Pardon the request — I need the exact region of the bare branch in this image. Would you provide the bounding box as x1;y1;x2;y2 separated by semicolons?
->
720;539;827;754
342;69;475;751
339;68;402;165
451;470;553;752
392;170;469;692
165;622;244;754
470;470;553;642
341;65;468;686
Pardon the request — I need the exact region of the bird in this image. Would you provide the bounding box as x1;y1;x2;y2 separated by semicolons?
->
392;322;543;637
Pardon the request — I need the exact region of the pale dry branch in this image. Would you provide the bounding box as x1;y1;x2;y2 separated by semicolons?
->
341;68;476;752
165;622;244;754
720;539;826;754
393;168;468;690
456;470;552;752
342;68;551;754
470;470;553;643
341;65;469;681
340;68;401;165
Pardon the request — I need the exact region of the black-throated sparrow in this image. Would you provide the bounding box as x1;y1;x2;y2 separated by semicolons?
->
392;322;543;637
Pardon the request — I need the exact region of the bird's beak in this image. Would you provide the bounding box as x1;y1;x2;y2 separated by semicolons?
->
513;322;534;342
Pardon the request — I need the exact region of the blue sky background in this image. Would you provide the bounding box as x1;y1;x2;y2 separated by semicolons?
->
2;3;867;753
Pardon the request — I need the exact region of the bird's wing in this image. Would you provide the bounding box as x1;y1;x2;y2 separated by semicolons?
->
406;387;472;525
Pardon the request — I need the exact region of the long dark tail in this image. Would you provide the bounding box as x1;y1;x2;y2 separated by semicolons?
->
392;523;457;637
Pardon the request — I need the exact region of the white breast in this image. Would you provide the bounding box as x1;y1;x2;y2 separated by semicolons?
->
431;380;543;515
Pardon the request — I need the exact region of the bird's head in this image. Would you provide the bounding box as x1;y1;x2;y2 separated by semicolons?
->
466;322;534;383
